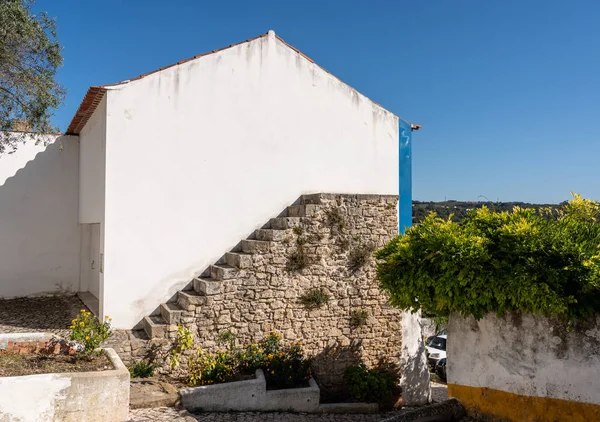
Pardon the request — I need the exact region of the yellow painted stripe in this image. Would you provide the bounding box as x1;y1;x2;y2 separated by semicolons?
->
448;383;600;422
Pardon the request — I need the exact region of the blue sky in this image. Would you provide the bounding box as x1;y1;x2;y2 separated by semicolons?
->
38;0;600;203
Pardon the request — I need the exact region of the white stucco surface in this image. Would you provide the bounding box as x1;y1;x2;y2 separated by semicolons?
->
0;134;81;298
79;95;106;224
399;310;431;405
448;312;600;406
0;346;129;422
100;30;399;327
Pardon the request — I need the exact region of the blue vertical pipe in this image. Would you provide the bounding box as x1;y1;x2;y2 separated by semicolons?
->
399;120;413;234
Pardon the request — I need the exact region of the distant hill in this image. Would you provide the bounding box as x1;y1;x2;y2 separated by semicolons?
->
413;200;563;224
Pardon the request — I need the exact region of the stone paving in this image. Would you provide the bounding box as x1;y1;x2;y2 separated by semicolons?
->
0;294;90;337
128;407;406;422
128;382;449;422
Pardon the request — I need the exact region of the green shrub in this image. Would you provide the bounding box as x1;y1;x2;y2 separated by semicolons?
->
187;331;311;389
129;360;155;378
263;340;311;389
376;194;600;321
170;325;193;369
237;342;266;373
299;287;330;309
350;309;369;328
69;310;112;354
344;363;395;403
188;349;236;386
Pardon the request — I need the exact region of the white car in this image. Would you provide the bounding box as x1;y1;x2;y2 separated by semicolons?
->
426;334;447;368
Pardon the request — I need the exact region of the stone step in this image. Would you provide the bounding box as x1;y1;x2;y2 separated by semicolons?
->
287;204;318;217
300;194;324;205
177;290;208;310
269;217;302;230
255;228;289;241
160;302;184;325
225;251;253;269
210;264;238;280
241;239;271;254
143;315;169;339
193;277;221;295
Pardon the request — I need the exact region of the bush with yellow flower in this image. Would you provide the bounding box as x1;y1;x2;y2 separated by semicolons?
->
185;330;311;389
69;310;112;355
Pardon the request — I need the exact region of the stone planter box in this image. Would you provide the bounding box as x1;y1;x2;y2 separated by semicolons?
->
180;368;320;412
0;333;130;422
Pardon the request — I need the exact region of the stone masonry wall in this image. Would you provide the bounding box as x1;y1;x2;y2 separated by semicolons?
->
105;194;402;394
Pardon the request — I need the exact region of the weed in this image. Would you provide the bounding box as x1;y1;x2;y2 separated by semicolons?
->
348;242;375;272
350;309;369;328
170;325;193;369
129;360;155;378
217;330;236;350
326;207;346;234
299;287;330;310
287;245;310;272
293;226;304;236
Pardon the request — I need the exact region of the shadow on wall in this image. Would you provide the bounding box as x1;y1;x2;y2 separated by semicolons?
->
0;135;81;298
312;339;401;406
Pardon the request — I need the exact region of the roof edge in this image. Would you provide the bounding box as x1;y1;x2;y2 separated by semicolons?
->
66;30;419;134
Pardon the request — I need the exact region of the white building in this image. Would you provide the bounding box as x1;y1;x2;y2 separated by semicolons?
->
0;30;412;329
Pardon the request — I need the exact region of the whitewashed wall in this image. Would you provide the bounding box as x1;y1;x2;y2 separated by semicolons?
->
448;312;600;407
101;31;399;328
0;134;80;297
79;95;106;224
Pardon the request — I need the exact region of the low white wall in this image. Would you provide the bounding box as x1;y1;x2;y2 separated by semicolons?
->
448;313;600;415
0;346;129;422
101;30;399;328
180;369;320;413
0;134;80;298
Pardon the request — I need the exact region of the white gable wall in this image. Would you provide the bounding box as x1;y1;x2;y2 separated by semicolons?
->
103;32;399;328
0;134;80;297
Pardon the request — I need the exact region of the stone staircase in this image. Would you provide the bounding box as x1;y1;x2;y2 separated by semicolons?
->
142;198;320;339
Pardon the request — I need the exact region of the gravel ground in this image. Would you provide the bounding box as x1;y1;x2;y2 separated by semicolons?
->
0;295;90;337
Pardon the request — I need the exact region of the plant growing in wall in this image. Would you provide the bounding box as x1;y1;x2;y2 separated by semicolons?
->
350;309;369;328
299;287;330;310
376;193;600;321
347;241;376;272
286;224;319;272
170;325;193;369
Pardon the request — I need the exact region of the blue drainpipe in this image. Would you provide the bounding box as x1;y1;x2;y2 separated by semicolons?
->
399;120;413;234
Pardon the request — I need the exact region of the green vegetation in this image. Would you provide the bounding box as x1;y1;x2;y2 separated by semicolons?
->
413;200;561;224
169;325;193;369
377;194;600;321
299;287;330;310
129;360;155;378
0;0;66;151
349;309;369;328
69;310;112;355
344;363;395;403
187;331;311;389
347;242;375;272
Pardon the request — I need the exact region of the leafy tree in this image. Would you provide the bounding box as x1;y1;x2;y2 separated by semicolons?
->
0;0;65;152
377;194;600;321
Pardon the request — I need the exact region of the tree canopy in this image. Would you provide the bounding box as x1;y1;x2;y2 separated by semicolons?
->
376;194;600;321
0;0;65;152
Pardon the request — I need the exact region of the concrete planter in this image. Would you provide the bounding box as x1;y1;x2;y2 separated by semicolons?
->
0;333;130;422
180;369;320;412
